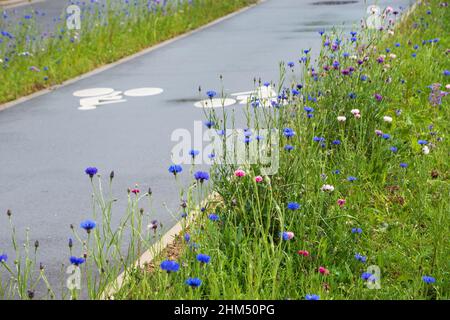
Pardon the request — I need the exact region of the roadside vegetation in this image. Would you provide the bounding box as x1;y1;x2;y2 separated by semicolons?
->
115;0;449;300
0;0;448;300
0;0;258;104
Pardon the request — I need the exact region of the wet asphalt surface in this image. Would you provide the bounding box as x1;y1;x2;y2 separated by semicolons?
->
0;0;412;293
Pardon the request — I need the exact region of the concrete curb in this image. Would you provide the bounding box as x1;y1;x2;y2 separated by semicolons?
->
0;0;265;112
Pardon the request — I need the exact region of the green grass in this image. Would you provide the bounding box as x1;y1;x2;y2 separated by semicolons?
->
0;0;258;104
114;0;449;300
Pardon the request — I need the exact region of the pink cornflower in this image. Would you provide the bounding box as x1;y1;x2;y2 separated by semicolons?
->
234;169;246;177
131;189;140;195
297;250;310;257
337;198;346;207
319;266;330;275
255;176;263;183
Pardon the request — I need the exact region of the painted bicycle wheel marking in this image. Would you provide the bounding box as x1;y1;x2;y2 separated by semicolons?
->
194;98;236;109
74;87;163;111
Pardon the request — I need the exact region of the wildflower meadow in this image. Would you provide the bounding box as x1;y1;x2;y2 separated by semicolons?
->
0;0;449;303
114;0;449;300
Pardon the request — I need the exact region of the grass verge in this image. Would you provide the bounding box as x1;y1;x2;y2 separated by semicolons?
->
0;0;259;105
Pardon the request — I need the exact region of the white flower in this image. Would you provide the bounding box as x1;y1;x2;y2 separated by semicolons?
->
383;116;393;123
422;146;430;155
351;109;360;115
337;116;347;122
389;53;397;59
0;58;2;64
321;184;335;192
446;84;450;90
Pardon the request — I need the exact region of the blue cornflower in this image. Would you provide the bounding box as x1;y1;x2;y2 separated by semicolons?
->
85;167;98;178
0;253;7;263
287;202;300;210
186;277;202;287
304;106;314;113
348;92;357;99
184;233;191;242
412;53;417;58
194;171;209;183
70;256;85;266
351;227;362;234
189;149;200;158
360;75;368;81
287;62;295;68
382;133;391;140
313;136;325;142
354;253;367;263
422;276;436;284
395;42;401;47
390;146;398;153
332;140;341;145
400;163;408;168
160;260;180;273
305;294;320;300
347;176;357;182
283;128;295;138
291;89;300;96
418;140;428;145
281;232;294;241
204;121;215;129
444;70;450;76
196;254;211;264
361;272;374;281
333;169;341;175
284;145;294;152
168;164;183;175
80;220;96;233
206;90;217;99
318;29;325;36
208;214;219;221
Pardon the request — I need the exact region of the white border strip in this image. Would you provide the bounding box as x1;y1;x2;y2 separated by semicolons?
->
0;0;265;112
